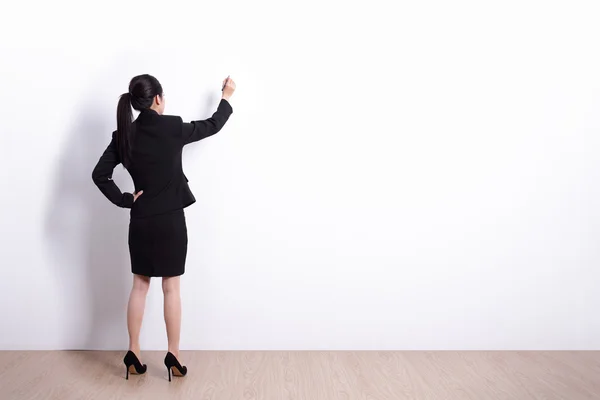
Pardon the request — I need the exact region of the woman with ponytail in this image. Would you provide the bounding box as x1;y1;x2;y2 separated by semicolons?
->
92;74;236;380
116;92;134;169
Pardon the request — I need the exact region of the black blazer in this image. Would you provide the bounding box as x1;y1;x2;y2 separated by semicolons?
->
92;98;233;218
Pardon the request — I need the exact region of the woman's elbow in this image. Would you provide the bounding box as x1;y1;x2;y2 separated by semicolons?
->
91;167;104;185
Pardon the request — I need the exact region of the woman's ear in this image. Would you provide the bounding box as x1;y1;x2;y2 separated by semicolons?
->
155;94;163;106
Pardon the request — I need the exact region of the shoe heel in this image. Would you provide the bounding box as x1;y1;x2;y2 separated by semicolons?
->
168;366;172;382
126;365;129;380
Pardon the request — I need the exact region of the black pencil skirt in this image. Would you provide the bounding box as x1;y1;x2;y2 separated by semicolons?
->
128;209;188;277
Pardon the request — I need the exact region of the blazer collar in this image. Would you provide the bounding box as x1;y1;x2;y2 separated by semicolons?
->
139;108;159;115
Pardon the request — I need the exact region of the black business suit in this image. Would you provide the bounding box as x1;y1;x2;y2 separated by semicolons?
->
92;98;233;276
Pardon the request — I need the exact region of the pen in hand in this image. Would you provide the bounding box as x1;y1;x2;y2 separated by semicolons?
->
222;75;230;91
221;75;235;101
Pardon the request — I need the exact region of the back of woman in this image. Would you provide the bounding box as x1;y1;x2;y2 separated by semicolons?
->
91;73;236;381
126;112;185;216
93;75;233;217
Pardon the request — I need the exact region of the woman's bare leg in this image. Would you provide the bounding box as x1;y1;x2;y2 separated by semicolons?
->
127;274;150;359
162;276;182;358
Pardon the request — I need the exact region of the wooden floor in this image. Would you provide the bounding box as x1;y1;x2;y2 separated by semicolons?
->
1;351;599;399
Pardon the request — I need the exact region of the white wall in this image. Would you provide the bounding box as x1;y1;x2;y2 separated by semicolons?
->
1;0;600;350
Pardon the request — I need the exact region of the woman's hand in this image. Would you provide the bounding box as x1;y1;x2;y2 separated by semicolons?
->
133;190;143;202
222;76;236;101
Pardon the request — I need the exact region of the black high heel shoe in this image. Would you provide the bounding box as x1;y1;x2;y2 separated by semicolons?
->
164;351;187;382
123;350;147;380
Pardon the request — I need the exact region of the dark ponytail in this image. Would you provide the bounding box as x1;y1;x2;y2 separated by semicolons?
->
116;92;134;168
115;74;163;169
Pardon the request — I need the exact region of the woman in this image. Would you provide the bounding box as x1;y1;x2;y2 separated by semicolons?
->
91;74;235;381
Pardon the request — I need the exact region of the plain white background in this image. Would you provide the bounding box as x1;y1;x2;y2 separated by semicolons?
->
1;0;600;350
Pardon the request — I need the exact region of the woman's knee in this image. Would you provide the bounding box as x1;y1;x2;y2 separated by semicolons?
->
132;274;151;294
162;276;180;295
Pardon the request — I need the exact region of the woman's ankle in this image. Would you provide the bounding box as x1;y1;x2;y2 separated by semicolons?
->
129;345;141;358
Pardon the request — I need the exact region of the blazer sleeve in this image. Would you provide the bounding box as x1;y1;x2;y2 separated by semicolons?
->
91;132;134;208
181;98;233;145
